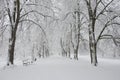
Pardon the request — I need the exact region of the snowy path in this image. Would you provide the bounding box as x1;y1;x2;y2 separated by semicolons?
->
0;56;120;80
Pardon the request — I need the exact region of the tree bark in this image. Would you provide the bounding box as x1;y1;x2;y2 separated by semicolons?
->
73;3;80;60
7;27;17;65
88;19;98;66
85;0;98;66
7;0;20;66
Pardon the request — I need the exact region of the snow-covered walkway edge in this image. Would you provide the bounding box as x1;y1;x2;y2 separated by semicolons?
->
0;56;120;80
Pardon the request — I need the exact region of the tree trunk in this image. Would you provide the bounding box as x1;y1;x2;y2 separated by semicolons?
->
85;0;98;66
7;28;17;65
74;49;78;60
7;0;20;66
88;20;98;66
68;47;71;58
73;3;80;60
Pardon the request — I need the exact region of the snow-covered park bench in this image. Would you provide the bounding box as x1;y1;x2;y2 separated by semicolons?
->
22;59;33;66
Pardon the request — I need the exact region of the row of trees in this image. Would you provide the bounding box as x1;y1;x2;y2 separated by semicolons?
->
0;0;56;66
60;0;120;66
0;0;120;66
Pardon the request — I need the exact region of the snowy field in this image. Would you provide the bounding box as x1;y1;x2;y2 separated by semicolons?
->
0;55;120;80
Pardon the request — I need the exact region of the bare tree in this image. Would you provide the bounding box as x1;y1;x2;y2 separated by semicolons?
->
6;0;20;66
71;3;81;60
5;0;54;65
61;1;85;60
84;0;120;66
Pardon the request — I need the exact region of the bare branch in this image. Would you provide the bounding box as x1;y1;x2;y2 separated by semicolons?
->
20;10;55;20
61;12;73;21
94;0;102;16
19;19;46;36
96;0;114;19
96;15;120;43
100;35;118;46
0;24;8;37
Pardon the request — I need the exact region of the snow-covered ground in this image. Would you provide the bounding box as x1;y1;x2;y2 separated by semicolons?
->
0;55;120;80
